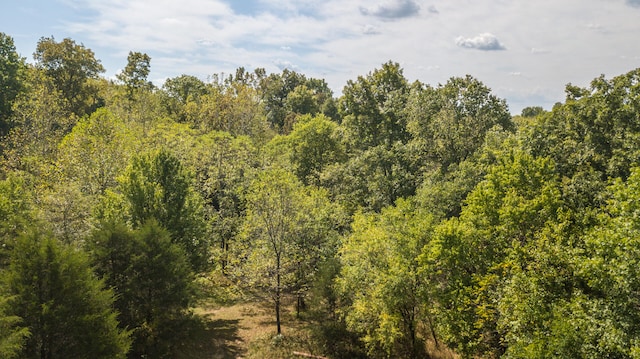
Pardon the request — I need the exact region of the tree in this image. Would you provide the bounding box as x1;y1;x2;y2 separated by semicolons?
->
286;114;345;186
0;174;35;267
520;106;544;117
337;199;435;358
340;61;410;151
407;75;513;172
34;36;105;116
421;149;563;358
258;69;334;133
87;220;195;358
1;231;130;358
0;295;29;359
102;149;209;271
117;51;152;99
2;66;68;176
161;74;207;121
0;32;26;136
184;81;271;141
58;108;135;196
235;169;340;334
324;62;420;212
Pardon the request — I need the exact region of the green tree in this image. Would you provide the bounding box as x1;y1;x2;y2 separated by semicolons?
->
3;66;68;177
337;199;435;358
58;108;135;196
324;62;420;212
407;75;513;172
0;32;26;136
0;174;35;267
504;166;640;358
258;69;333;132
235;169;339;334
340;61;410;150
421;149;563;358
101;149;209;271
87;220;195;358
0;295;29;359
520;106;544;117
1;231;130;358
34;36;105;116
161;74;207;121
117;51;152;99
184;81;271;141
286;114;345;186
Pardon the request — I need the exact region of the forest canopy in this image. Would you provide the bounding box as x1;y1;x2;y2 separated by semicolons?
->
2;32;640;358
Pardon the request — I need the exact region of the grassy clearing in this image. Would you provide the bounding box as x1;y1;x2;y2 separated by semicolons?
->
188;298;458;359
194;299;323;359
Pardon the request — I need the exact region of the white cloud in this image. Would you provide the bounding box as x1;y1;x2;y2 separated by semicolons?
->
456;33;506;51
362;24;381;35
273;59;299;71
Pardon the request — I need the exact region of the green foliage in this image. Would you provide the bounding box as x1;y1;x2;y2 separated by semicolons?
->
337;199;434;358
258;69;334;132
520;106;545;117
161;74;207;121
0;32;26;136
58;108;135;196
407;75;513;172
286;114;345;186
183;81;271;141
1;231;130;358
235;168;342;333
87;220;195;358
7;30;640;358
107;149;209;271
117;51;152;97
3;66;69;176
34;36;105;116
0;295;29;359
340;61;410;151
0;174;35;266
526;68;640;182
422;149;563;358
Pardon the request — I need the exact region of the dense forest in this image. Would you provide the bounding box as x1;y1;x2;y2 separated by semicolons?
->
2;32;640;358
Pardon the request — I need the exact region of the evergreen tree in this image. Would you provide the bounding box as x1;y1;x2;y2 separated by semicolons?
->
1;231;130;359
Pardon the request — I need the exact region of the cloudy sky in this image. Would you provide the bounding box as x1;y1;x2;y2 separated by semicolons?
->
2;0;640;113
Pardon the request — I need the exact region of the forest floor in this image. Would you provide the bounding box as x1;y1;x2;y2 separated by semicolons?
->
186;299;458;359
190;300;327;359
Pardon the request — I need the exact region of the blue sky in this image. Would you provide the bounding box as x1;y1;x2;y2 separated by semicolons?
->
2;0;640;114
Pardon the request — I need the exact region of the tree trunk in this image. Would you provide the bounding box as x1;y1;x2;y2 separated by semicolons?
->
276;253;282;335
276;275;281;335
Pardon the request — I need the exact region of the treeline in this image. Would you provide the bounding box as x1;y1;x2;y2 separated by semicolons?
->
2;32;640;358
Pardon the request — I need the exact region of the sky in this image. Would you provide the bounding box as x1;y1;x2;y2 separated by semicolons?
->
2;0;640;114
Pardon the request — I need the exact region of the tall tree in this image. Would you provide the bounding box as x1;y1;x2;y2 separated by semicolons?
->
1;231;130;358
117;51;152;100
407;75;513;172
0;32;26;136
33;36;105;116
286;114;345;186
235;168;340;334
421;149;563;358
337;199;435;358
340;61;410;151
87;220;195;358
58;108;135;196
102;149;209;271
326;62;418;212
